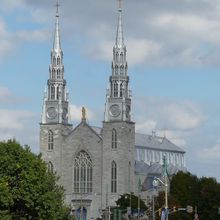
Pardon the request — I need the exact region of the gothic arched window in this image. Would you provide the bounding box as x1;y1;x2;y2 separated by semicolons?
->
48;130;54;150
112;129;117;149
120;83;123;97
115;65;118;75
113;82;118;97
116;52;119;62
51;86;55;100
57;69;61;79
111;161;117;193
120;53;123;62
73;150;92;193
56;86;60;100
57;56;61;65
48;161;53;173
52;69;56;79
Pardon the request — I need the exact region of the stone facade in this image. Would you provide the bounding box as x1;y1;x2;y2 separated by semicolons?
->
40;3;185;220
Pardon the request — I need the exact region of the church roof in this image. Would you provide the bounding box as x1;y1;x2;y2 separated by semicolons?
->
135;133;185;153
91;126;185;153
135;161;184;175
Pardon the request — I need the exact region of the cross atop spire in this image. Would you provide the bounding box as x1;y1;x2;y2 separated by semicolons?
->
53;0;61;52
115;0;124;48
118;0;123;11
56;1;60;16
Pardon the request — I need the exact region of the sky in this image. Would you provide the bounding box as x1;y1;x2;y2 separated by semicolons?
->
0;0;220;181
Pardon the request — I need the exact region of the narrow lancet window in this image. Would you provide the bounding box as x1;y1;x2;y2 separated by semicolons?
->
57;69;61;79
113;83;118;97
111;161;117;193
112;129;117;149
48;130;54;150
48;161;53;173
57;56;61;65
51;86;55;100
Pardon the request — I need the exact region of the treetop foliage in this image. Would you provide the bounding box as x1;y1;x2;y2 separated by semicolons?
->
155;171;220;220
0;140;71;220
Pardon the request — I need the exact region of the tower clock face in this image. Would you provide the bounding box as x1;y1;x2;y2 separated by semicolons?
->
62;108;68;120
109;104;121;117
47;107;57;119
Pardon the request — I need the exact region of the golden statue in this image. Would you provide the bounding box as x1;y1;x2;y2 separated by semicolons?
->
82;106;86;121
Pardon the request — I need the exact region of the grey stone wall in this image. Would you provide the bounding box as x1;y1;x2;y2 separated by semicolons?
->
102;121;135;207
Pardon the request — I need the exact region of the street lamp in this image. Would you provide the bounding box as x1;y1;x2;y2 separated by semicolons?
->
151;182;157;220
153;176;169;220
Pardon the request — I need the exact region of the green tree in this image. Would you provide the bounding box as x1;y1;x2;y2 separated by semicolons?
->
154;171;220;220
116;193;147;210
0;140;71;220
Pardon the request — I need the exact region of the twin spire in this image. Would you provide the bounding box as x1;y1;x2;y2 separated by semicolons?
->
53;2;61;53
116;0;124;48
43;0;131;123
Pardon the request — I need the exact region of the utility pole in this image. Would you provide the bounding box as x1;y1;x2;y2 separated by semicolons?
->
163;156;169;220
138;178;141;220
152;189;155;220
153;156;169;220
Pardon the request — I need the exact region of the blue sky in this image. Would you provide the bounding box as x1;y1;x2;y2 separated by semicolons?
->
1;0;220;181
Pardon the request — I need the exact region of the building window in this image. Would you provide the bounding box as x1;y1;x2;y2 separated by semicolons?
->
120;83;123;97
111;161;117;193
48;130;53;150
112;129;117;149
57;69;61;79
51;86;55;100
115;65;118;75
73;150;92;193
113;82;118;97
52;69;56;79
57;57;61;65
56;86;60;100
120;53;123;62
48;161;53;173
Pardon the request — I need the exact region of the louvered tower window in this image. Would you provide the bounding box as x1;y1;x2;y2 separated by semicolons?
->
114;82;118;97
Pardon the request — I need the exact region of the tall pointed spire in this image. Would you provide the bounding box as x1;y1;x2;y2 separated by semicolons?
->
53;1;61;53
41;2;70;125
104;0;132;122
116;0;124;48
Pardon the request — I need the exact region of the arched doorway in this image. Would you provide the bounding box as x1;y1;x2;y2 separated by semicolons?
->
76;207;87;220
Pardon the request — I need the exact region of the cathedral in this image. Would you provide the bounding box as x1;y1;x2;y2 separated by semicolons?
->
40;2;185;219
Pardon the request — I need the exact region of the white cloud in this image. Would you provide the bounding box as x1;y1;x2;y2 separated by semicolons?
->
0;109;34;130
88;38;161;65
16;29;49;42
135;97;205;131
136;119;157;134
0;19;14;60
1;0;26;12
198;140;220;160
164;101;205;130
127;38;161;65
134;97;205;149
69;104;96;122
0;86;26;104
0;87;13;103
